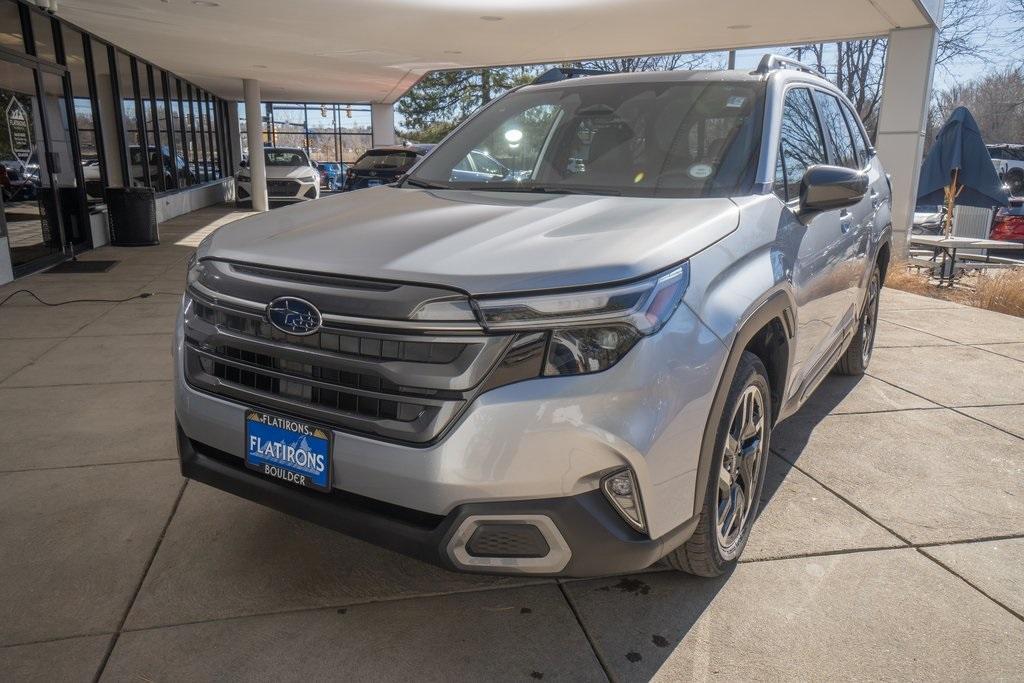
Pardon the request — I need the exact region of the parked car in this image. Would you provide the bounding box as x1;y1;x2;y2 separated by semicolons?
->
342;144;432;190
987;143;1024;196
236;147;321;206
177;56;891;578
912;204;945;236
991;203;1024;243
0;159;37;202
317;161;345;190
130;145;195;189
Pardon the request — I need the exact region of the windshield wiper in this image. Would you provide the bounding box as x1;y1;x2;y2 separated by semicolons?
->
403;178;450;190
524;185;622;196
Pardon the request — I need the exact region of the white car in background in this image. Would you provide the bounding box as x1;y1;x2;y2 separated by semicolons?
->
236;147;321;207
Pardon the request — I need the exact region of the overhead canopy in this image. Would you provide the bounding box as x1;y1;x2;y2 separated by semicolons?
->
918;106;1009;209
55;0;941;103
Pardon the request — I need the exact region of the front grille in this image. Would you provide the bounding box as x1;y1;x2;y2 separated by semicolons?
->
267;179;300;195
184;288;511;444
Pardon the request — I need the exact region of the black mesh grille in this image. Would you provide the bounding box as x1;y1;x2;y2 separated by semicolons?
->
465;524;551;558
267;179;300;195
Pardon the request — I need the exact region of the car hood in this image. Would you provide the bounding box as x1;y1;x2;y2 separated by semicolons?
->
265;166;317;180
201;186;740;295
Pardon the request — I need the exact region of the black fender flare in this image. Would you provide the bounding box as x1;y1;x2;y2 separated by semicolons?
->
689;289;796;519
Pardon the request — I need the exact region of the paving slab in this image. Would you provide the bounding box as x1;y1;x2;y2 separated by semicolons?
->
794;373;937;417
0;634;112;682
974;341;1024;363
878;288;964;312
772;409;1024;544
0;302;115;338
880;306;1024;345
1;333;173;387
868;345;1024;407
74;301;180;337
0;338;62;382
0;461;183;645
874;319;957;348
958;404;1024;439
923;538;1024;617
745;455;903;561
125;483;543;631
563;549;1024;682
109;585;602;682
0;382;175;471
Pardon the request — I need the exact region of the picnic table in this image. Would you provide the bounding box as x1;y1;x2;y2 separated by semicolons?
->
909;234;1024;285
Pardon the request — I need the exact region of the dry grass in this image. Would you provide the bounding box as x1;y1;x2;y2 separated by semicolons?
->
886;262;1024;318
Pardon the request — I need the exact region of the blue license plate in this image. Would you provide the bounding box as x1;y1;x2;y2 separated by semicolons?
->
245;410;331;492
366;179;381;187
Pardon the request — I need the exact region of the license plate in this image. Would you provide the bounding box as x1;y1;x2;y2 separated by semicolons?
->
245;410;331;492
367;179;381;187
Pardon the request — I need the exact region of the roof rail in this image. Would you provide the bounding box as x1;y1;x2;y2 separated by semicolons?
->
532;67;611;85
755;53;825;77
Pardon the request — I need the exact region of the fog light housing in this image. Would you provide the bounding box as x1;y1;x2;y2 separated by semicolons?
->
601;468;646;533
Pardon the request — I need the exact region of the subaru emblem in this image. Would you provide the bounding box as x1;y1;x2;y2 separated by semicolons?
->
267;296;322;336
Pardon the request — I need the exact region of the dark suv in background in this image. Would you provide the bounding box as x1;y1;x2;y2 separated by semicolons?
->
342;144;433;191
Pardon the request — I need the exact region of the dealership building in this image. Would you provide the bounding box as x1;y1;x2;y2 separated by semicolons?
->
0;0;942;284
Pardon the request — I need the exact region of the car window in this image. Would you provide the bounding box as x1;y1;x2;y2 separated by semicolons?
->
774;87;827;202
470;151;507;176
265;149;310;166
353;151;419;171
814;91;857;169
409;81;765;198
839;105;870;168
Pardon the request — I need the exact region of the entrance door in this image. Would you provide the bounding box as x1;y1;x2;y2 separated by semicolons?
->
0;57;68;276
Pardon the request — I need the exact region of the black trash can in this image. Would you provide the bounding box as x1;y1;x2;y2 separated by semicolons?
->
106;186;159;246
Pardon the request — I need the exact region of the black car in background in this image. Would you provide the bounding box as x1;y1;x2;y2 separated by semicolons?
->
342;144;433;191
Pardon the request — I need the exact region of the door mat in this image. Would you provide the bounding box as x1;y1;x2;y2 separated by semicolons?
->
45;260;119;274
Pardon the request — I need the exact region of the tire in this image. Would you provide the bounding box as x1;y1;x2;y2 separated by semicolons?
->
235;199;251;209
666;351;771;577
835;263;881;376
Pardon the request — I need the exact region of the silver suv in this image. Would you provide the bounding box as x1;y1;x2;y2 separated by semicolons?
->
176;55;891;577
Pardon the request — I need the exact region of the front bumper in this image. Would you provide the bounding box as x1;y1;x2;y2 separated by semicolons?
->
174;298;726;575
178;424;698;576
237;178;319;202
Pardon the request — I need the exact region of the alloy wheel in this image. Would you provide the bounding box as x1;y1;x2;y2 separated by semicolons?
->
861;272;880;367
714;385;766;559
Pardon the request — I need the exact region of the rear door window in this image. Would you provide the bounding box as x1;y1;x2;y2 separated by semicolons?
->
353;151;419;171
774;87;828;202
814;91;858;169
840;105;871;168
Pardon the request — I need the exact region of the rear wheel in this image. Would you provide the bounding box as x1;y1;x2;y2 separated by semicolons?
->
835;264;881;376
666;352;771;577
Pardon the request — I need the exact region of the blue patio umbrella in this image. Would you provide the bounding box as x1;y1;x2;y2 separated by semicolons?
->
917;106;1008;216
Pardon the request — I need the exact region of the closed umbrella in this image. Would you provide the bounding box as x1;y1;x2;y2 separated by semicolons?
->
917;106;1008;236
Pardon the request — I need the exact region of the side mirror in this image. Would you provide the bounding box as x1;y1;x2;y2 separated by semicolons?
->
799;165;868;215
239;159;248;168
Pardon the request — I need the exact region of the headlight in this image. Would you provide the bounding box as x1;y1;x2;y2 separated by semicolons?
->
473;263;689;377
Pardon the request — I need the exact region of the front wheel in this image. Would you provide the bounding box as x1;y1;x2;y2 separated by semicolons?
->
835;264;881;376
666;352;771;577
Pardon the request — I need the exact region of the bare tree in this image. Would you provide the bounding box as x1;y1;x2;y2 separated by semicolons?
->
570;52;725;73
933;66;1024;145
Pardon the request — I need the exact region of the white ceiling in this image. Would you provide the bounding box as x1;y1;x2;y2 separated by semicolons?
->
54;0;939;104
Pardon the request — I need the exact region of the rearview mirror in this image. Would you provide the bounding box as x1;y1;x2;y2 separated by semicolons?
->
799;165;868;215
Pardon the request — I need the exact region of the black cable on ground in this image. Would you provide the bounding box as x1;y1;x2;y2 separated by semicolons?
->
0;289;154;308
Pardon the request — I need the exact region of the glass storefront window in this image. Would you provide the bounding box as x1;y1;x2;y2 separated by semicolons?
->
115;51;143;187
0;1;25;53
29;10;56;63
63;28;104;204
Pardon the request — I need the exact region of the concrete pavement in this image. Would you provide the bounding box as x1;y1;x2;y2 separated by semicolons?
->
1;205;1023;681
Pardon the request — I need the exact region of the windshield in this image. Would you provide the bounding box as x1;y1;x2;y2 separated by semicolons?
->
264;149;310;167
354;150;419;171
407;79;764;197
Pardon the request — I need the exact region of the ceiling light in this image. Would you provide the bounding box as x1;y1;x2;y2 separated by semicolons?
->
192;0;219;6
444;50;463;55
252;64;268;69
726;24;751;29
480;15;503;21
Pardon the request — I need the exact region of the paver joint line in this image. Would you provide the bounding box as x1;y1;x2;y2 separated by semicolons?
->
916;549;1024;623
557;582;615;683
93;480;188;683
